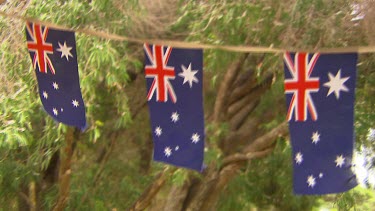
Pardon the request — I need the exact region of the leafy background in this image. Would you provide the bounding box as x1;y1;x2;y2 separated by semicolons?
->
0;0;374;210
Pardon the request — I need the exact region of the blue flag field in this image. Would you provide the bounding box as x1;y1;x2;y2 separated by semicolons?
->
144;44;204;171
284;52;358;194
25;22;86;130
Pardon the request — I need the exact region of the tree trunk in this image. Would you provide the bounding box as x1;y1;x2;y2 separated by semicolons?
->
18;183;30;211
163;123;287;211
28;181;37;211
129;168;175;211
52;127;79;211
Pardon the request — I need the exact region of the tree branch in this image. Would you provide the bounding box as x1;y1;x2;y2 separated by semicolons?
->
18;191;34;210
129;167;176;211
195;122;288;210
219;117;260;155
53;127;79;211
221;122;286;170
228;93;257;119
221;146;275;167
198;163;242;211
184;166;219;211
228;71;273;117
229;100;259;130
213;54;248;122
228;72;274;129
229;70;257;105
244;121;288;153
164;179;192;211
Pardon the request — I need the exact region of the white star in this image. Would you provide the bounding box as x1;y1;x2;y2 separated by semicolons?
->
171;112;179;123
72;99;79;107
52;108;58;116
191;133;200;143
323;69;350;99
319;173;324;178
179;63;199;88
52;82;59;90
175;146;179;151
311;131;320;144
295;152;303;164
42;91;48;99
335;154;345;168
164;147;172;157
60;108;64;112
56;41;73;61
155;126;162;137
307;175;316;188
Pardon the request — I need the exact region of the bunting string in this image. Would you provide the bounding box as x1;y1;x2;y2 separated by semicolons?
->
2;11;375;53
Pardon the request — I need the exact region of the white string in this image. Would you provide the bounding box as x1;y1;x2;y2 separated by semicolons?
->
1;11;375;54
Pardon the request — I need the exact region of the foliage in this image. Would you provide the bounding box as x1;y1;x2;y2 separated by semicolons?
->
172;0;375;210
356;54;375;150
331;187;375;211
1;0;136;209
218;140;321;211
0;0;374;210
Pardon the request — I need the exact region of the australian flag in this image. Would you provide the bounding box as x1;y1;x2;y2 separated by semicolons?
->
144;44;204;171
25;22;86;130
283;52;358;194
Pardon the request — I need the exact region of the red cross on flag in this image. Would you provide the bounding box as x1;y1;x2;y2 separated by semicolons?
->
284;52;320;121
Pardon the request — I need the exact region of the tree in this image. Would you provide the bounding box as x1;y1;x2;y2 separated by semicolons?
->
0;0;374;210
130;1;375;210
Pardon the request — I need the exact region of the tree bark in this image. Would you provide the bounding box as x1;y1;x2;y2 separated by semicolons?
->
29;181;37;211
188;123;288;210
52;127;79;211
164;180;192;211
129;168;175;211
18;183;30;211
198;163;242;211
213;54;249;122
183;166;220;211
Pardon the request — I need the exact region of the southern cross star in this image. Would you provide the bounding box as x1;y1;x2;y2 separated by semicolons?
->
311;131;320;144
191;133;200;143
72;99;79;107
171;111;179;123
335;154;345;168
42;91;48;99
52;82;59;90
52;108;58;116
307;175;316;188
164;147;172;157
155;126;162;137
295;152;303;164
